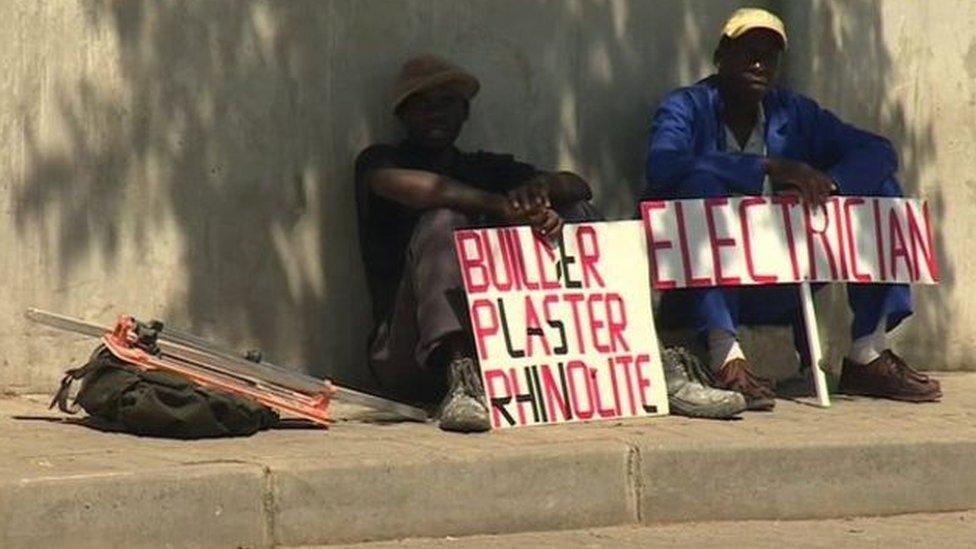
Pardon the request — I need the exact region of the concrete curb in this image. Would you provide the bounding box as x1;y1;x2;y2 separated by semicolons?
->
271;443;635;546
4;374;976;547
0;464;269;548
639;440;976;523
3;439;976;548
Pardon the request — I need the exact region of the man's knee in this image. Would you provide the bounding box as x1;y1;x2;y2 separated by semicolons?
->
415;208;472;237
839;176;904;198
409;208;472;258
557;201;603;223
876;176;904;198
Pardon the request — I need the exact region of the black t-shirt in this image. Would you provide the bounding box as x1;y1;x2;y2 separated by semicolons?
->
355;141;538;323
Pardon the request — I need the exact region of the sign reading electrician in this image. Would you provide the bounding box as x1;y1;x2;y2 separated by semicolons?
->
454;221;668;429
641;197;938;288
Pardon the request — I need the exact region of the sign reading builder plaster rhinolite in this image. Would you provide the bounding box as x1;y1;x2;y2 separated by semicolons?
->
454;221;668;429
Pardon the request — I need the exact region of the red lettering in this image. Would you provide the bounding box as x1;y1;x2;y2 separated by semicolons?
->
605;357;623;416
586;294;610;353
804;203;839;280
485;230;515;291
575;226;605;288
531;232;561;290
613;355;638;416
739;197;778;283
566;360;594;420
641;201;677;289
830;198;850;278
605;293;629;352
704;198;741;285
772;195;801;280
504;230;523;291
888;208;912;280
470;299;499;360
843;198;872;282
455;230;489;292
873;199;887;281
675;202;713;287
634;353;657;413
906;202;939;282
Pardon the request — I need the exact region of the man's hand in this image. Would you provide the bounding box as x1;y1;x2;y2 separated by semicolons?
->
488;194;564;237
526;208;564;238
765;158;836;206
507;175;551;212
509;171;593;212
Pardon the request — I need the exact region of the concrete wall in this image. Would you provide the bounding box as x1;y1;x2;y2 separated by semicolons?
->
780;0;976;372
1;0;971;394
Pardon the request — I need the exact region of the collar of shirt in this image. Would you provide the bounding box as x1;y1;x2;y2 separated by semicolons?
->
723;105;772;195
723;104;766;154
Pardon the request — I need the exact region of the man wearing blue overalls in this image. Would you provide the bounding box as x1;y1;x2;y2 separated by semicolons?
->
643;8;941;410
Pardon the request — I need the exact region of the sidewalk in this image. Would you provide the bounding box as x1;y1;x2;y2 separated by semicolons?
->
3;373;976;548
327;511;976;548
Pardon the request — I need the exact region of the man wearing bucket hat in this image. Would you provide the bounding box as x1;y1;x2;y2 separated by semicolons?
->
359;56;749;430
355;55;602;432
642;8;941;410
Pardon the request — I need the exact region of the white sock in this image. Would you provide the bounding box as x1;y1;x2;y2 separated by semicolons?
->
847;319;887;365
708;329;745;371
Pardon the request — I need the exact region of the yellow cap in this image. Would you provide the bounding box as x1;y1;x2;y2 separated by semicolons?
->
721;8;787;48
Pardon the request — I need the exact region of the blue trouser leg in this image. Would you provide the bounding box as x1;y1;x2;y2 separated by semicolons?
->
655;173;914;354
843;175;913;339
655;172;743;336
847;284;912;339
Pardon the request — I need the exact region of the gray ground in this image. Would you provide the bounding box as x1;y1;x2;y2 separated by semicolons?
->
324;511;976;548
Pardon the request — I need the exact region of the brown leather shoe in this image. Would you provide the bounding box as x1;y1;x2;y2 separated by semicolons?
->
838;350;942;402
713;358;776;411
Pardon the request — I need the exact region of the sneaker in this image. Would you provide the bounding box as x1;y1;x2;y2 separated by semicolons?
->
713;358;776;411
838;350;941;402
437;357;491;432
662;347;747;419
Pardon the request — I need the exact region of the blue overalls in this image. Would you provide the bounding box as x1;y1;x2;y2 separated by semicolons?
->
643;76;911;361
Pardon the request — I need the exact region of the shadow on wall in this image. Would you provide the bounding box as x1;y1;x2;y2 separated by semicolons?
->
14;1;386;387
13;0;797;390
780;0;952;369
457;0;750;219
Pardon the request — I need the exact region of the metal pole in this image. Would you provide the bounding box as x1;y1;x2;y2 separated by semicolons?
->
799;283;830;407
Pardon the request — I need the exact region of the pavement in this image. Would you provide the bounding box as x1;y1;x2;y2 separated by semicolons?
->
326;511;976;549
2;373;976;548
326;511;976;548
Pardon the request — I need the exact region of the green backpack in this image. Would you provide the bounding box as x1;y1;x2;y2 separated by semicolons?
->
52;346;279;439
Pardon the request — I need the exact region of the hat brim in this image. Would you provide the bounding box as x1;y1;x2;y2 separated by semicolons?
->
726;25;788;48
392;71;480;113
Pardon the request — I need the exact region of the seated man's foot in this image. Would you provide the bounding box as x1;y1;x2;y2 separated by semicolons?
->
662;347;747;419
437;357;491;432
713;358;776;411
838;350;942;402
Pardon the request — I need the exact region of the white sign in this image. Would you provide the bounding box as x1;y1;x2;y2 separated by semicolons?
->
640;197;939;289
454;221;669;429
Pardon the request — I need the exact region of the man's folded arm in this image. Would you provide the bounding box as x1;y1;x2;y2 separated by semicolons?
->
365;167;508;217
531;171;593;206
804;98;899;195
645;95;766;197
